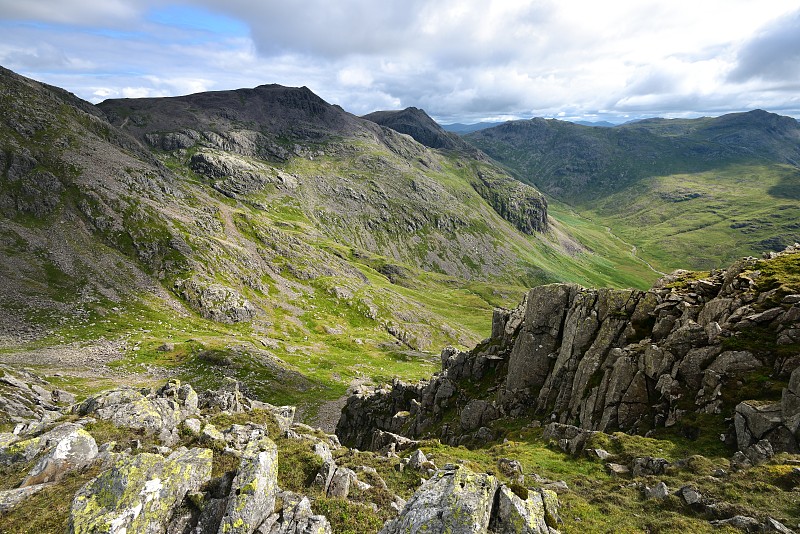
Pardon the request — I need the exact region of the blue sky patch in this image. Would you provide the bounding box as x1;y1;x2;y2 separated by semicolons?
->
146;5;248;36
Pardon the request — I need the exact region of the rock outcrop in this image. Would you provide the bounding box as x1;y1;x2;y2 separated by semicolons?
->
381;463;559;534
337;247;800;455
68;447;213;534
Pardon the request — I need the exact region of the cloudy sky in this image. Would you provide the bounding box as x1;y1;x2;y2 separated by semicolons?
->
1;0;799;124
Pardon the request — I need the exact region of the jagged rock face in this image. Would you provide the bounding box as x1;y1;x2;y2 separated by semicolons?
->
470;169;548;234
337;248;800;453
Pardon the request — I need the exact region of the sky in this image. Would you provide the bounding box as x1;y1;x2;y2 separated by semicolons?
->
1;0;799;125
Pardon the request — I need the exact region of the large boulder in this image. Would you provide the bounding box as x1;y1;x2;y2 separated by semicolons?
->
490;484;553;534
21;427;98;486
380;464;498;534
218;437;279;534
76;381;199;436
68;447;212;534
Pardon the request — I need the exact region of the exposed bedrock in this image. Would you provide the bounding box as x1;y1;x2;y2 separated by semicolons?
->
337;247;800;454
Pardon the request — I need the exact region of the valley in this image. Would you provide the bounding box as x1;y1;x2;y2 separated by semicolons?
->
465;112;800;273
0;66;798;534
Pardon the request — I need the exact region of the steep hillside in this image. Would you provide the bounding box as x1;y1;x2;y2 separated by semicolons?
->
464;111;800;271
0;67;661;420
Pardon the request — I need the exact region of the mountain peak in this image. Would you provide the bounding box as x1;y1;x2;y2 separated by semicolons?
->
362;107;467;150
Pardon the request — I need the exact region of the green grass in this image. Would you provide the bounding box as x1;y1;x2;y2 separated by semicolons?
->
580;164;800;272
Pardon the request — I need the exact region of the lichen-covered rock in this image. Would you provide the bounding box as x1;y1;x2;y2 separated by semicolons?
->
76;381;199;437
68;447;212;534
490;484;550;534
0;422;84;466
257;492;331;534
380;464;498;534
218;437;278;534
21;427;97;486
175;277;256;323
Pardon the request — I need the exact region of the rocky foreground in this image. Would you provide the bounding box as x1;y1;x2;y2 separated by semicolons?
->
0;369;562;533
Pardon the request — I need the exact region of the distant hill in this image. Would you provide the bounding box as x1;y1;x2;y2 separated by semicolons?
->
464;110;800;270
573;120;616;127
441;121;504;134
361;107;471;151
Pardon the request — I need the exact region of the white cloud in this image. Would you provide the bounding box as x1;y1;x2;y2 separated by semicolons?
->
1;0;800;122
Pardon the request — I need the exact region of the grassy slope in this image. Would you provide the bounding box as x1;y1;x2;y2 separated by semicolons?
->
463;113;800;274
582;164;800;272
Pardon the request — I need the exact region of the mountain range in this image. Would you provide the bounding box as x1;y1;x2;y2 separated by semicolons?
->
1;65;799;533
464;110;800;270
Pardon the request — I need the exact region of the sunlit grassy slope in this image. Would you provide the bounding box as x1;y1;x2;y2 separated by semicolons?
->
581;164;800;272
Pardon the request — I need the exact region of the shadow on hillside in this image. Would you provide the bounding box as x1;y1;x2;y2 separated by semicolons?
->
768;171;800;199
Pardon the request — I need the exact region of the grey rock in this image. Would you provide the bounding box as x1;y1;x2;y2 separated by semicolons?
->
408;449;427;470
543;423;599;456
200;378;245;413
677;485;703;506
21;427;98;486
76;380;199;435
586;448;612;461
68;447;212;534
708;351;762;374
326;466;353;498
490;484;551;533
257;492;331;534
709;515;762;532
643;481;669;500
0;422;83;466
631;457;670;477
764;517;796;533
370;429;419;453
313;460;337;491
201;423;225;444
498;458;525;484
460;399;499;432
0;483;51;513
224;423;267;451
380;465;498;534
312;442;333;464
218;437;279;534
175;277;256;323
735;401;783;450
606;463;630;476
184;418;202;435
